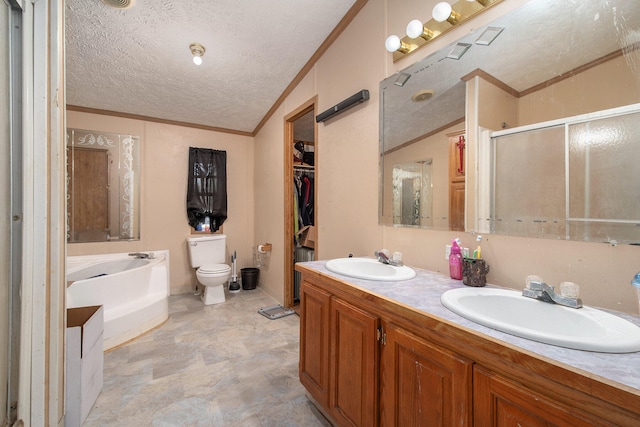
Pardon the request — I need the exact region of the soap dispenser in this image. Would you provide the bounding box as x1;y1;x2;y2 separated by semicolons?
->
449;239;463;280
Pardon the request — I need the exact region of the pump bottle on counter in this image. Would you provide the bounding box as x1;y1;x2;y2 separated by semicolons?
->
449;239;463;280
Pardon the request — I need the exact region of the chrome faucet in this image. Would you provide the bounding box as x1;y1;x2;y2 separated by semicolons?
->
522;280;582;308
128;252;152;259
375;250;402;267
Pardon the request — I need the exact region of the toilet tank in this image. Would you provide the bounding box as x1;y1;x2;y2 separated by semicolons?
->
187;234;227;268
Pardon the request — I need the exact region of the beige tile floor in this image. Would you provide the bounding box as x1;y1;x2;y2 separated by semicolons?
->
83;288;331;426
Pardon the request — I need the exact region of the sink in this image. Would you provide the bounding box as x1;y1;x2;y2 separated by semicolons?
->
325;257;416;281
441;287;640;353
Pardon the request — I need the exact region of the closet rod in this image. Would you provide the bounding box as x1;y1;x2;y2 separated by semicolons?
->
294;164;314;171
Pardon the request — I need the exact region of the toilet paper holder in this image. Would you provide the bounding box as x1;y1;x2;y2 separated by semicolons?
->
257;243;272;253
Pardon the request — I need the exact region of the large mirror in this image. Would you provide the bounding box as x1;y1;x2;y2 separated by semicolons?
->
66;128;141;243
380;0;640;239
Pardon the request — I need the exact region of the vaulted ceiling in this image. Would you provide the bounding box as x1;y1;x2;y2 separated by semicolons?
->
65;0;362;135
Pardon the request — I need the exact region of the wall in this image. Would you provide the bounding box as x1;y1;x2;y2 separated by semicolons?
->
67;111;255;294
253;0;640;315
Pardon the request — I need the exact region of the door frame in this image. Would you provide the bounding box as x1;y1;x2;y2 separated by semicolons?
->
284;96;317;308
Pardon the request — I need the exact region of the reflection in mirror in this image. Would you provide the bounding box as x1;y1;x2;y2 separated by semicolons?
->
380;0;640;239
392;160;432;226
381;128;453;229
489;106;640;244
66;129;140;242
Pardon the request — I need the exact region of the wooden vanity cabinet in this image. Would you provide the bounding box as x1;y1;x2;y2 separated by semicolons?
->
299;282;331;407
298;267;640;427
300;277;472;427
380;323;473;426
329;297;379;426
473;366;609;427
299;280;378;426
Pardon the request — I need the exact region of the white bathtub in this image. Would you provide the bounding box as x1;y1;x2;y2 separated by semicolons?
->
66;250;170;351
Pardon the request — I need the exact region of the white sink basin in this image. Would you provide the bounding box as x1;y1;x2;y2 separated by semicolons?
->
325;257;416;281
441;287;640;353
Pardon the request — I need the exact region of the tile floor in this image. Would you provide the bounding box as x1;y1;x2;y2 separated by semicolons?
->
83;288;331;426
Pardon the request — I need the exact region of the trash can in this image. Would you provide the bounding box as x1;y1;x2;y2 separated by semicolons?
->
241;268;259;290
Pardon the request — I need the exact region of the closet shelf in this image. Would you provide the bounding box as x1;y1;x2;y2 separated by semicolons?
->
294;163;314;170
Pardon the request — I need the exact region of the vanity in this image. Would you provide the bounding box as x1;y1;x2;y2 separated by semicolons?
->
296;261;640;426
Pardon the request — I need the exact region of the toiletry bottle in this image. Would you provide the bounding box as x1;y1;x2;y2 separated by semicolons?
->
449;239;463;280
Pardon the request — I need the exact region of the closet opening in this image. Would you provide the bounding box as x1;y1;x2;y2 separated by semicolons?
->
284;97;317;311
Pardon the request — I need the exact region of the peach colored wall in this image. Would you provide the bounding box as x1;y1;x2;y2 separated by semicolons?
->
252;100;287;302
253;0;640;315
67;111;255;295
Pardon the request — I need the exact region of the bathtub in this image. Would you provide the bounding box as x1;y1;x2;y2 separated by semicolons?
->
66;250;170;351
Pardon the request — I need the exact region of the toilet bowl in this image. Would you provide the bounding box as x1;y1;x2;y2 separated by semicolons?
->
187;234;231;305
196;263;231;305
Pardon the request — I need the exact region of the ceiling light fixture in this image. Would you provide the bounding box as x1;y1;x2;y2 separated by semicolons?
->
411;89;435;102
446;42;471;60
394;72;411;87
475;26;504;45
190;43;205;65
385;0;503;61
101;0;136;9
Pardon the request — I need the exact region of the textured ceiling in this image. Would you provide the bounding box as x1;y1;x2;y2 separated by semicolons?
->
65;0;357;134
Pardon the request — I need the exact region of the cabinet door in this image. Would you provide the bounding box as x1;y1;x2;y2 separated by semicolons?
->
330;297;379;427
380;323;472;427
474;366;606;427
299;282;331;406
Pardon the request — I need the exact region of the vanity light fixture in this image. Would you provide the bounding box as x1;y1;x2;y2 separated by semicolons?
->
406;19;434;41
190;43;205;65
385;0;503;61
432;2;461;25
385;35;411;53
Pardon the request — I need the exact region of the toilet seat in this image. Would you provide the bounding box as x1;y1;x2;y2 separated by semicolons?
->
198;264;230;275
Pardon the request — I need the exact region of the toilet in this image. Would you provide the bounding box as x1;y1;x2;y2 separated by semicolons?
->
187;234;231;305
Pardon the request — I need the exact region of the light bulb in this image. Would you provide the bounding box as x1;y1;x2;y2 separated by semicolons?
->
385;35;401;53
406;20;424;39
432;2;453;22
189;43;205;65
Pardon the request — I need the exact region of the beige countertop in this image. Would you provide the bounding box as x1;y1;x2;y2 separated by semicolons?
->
298;259;640;394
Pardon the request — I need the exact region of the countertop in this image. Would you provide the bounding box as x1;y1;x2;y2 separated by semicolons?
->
298;260;640;394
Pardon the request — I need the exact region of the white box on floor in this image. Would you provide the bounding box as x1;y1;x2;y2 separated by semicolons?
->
66;305;104;427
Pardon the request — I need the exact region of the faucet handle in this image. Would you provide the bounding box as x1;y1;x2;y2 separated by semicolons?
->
560;282;579;298
525;275;544;290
